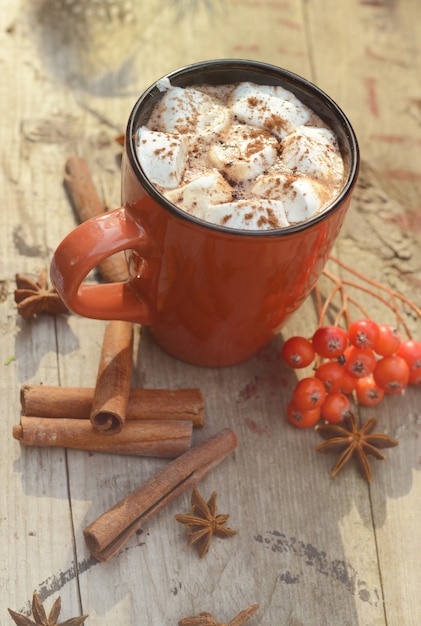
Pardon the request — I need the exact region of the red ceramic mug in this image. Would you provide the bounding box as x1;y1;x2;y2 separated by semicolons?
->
50;59;359;367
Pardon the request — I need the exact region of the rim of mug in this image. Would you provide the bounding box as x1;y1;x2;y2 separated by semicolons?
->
126;58;360;237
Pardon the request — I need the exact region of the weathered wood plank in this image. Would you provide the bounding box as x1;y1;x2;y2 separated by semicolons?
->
307;0;421;624
1;1;89;619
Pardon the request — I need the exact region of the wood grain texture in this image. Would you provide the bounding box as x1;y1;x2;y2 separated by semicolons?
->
1;0;420;624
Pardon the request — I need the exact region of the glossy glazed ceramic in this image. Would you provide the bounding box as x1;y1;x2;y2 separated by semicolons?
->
50;60;359;367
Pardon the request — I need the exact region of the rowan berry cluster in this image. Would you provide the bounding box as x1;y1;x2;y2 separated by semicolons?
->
282;319;421;428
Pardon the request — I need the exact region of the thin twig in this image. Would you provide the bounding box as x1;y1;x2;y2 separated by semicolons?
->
329;255;421;319
314;256;421;339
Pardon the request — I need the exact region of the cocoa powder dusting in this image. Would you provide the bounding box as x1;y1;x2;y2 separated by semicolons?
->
139;80;345;229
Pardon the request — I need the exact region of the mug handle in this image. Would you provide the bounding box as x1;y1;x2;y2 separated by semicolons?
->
50;207;154;324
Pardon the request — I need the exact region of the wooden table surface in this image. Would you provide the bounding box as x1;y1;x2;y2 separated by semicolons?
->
1;1;421;624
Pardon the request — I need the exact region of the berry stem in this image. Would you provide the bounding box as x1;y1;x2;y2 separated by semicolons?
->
315;256;421;338
315;281;342;327
340;279;411;336
329;255;421;320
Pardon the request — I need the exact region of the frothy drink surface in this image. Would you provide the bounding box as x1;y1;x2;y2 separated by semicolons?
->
135;80;345;230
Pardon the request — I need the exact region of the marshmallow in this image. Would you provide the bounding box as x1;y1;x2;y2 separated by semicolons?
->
163;171;234;219
230;81;305;108
230;83;311;139
252;174;330;223
153;86;230;136
140;80;345;231
208;124;279;182
203;199;289;230
135;126;187;189
281;126;344;183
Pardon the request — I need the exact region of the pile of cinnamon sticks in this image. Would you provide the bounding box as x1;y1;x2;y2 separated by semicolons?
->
14;317;237;561
14;316;237;562
14;155;207;458
12;156;238;561
14;319;206;458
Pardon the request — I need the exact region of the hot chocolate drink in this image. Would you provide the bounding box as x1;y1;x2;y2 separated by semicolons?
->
135;79;345;230
50;59;359;366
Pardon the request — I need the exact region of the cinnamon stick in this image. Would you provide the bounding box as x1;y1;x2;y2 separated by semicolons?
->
13;416;192;458
64;156;129;283
21;385;205;427
90;320;134;434
83;428;237;561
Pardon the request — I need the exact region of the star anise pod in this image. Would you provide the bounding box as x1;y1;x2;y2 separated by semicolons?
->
315;412;399;482
178;603;259;626
175;486;237;558
15;269;68;319
8;592;88;625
